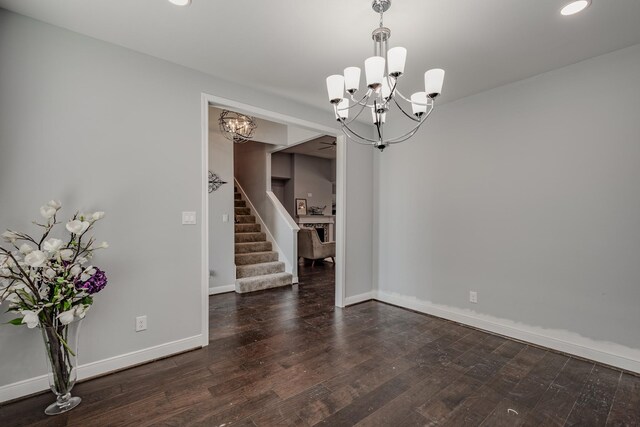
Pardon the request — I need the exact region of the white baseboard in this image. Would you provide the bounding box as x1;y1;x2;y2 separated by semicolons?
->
0;334;203;403
209;284;236;295
373;290;640;374
345;291;374;306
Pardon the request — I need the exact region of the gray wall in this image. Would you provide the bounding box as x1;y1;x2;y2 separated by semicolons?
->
208;107;235;289
376;44;640;352
0;9;374;394
271;152;292;179
292;154;334;216
344;142;374;299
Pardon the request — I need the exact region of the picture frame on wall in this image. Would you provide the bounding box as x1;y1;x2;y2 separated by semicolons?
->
295;198;307;216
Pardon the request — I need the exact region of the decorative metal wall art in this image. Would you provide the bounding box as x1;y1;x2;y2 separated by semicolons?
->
208;172;227;193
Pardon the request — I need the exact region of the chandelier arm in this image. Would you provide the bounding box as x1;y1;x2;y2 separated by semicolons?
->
338;119;380;144
389;86;412;104
349;94;378;109
373;100;383;141
386;126;422;145
386;107;435;144
340;128;377;146
390;84;434;109
392;96;422;123
347;89;374;107
334;99;370;126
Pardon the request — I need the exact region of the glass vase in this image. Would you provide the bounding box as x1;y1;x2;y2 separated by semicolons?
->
40;319;82;415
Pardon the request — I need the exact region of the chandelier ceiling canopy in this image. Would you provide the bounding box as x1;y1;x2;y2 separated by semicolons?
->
326;0;445;151
219;110;257;144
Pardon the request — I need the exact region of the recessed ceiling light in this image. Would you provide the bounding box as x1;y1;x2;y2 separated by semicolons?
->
168;0;191;6
561;0;591;16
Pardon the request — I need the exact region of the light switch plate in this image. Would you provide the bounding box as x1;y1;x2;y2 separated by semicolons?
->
222;214;229;223
307;193;312;197
182;211;196;225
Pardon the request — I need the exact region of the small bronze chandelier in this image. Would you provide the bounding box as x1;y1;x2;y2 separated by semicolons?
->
219;110;257;144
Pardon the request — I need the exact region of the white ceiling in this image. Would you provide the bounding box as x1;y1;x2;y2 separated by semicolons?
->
281;136;337;160
2;0;640;111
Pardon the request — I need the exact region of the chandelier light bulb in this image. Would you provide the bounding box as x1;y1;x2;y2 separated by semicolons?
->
410;92;428;116
424;68;445;99
344;67;361;94
387;47;407;77
326;75;345;104
371;109;386;124
364;56;386;89
335;98;349;121
381;77;393;100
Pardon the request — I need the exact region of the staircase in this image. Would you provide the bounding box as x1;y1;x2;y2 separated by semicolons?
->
234;187;293;293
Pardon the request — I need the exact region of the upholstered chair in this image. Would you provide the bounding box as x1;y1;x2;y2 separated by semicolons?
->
297;229;335;266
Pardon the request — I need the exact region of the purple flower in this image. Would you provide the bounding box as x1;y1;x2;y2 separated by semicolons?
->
77;268;108;294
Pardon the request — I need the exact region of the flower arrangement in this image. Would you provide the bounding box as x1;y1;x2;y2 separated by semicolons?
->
0;200;108;327
0;200;108;415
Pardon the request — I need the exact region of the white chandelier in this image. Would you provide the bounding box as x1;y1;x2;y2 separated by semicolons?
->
326;0;445;152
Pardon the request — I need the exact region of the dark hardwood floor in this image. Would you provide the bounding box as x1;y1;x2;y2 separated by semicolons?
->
1;261;639;426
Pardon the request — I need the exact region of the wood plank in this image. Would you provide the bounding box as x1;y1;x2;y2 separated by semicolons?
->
564;365;621;426
520;357;595;426
0;262;635;426
605;372;640;426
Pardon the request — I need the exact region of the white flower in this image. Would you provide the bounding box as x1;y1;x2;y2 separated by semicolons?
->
69;264;82;278
24;251;47;268
92;212;105;221
76;257;88;265
57;309;76;325
43;268;57;280
47;200;62;210
2;231;19;243
21;310;40;329
60;249;74;261
80;266;97;282
43;238;64;253
74;305;90;319
66;220;90;235
94;242;109;249
38;284;50;299
18;244;34;255
6;292;20;305
40;205;57;219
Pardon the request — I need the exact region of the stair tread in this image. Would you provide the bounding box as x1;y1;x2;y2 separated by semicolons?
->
236;261;285;278
235;250;278;261
235;241;270;246
237;260;283;268
236;272;292;283
235;250;276;255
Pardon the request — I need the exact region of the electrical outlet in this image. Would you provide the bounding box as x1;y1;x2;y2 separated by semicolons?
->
469;291;478;304
136;315;147;332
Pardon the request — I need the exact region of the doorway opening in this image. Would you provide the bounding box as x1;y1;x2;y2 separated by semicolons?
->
200;94;347;345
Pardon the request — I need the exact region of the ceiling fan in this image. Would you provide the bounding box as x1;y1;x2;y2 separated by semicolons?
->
318;140;337;151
